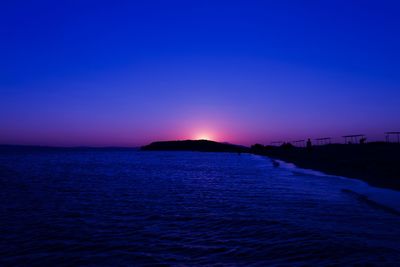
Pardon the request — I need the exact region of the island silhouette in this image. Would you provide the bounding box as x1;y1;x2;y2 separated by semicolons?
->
141;139;249;153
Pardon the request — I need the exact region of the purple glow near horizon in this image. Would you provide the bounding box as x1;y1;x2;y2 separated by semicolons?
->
1;1;400;146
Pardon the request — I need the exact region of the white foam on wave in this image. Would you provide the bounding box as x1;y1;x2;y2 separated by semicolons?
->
270;158;400;215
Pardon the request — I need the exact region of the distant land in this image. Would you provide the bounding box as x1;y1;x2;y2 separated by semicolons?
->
141;140;249;153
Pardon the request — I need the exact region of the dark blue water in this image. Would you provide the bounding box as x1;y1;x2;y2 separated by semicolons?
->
1;151;400;266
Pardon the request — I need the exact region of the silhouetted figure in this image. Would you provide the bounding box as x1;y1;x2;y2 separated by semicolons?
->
306;138;312;152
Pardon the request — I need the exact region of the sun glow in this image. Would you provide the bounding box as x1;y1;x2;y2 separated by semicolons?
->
194;133;213;141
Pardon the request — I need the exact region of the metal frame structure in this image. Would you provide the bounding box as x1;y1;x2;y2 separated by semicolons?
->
314;137;331;146
385;132;400;143
270;141;284;146
342;134;365;144
292;140;306;147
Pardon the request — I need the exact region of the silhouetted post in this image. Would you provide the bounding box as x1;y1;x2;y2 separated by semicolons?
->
306;138;312;153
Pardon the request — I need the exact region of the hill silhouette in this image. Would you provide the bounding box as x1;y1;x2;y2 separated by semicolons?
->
141;140;249;153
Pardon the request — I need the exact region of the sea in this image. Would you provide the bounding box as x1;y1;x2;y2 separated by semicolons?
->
1;150;400;266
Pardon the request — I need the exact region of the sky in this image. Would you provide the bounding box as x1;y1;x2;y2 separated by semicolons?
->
1;0;400;146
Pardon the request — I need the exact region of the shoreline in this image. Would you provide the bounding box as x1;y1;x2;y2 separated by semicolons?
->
2;142;400;191
251;142;400;191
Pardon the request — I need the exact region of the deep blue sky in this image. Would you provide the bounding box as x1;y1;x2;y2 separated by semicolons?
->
1;0;399;146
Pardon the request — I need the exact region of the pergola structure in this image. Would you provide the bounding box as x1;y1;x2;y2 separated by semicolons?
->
314;137;331;146
271;141;284;146
385;132;400;143
342;134;365;144
292;140;305;147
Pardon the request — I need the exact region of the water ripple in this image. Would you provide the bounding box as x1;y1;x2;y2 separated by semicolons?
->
0;151;400;265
